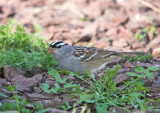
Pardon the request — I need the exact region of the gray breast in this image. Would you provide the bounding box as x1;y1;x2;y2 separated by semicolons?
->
56;55;87;74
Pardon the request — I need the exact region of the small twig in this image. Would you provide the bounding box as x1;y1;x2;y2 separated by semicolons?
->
139;0;160;13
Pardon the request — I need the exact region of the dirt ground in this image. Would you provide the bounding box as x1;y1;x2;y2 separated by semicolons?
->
0;0;160;112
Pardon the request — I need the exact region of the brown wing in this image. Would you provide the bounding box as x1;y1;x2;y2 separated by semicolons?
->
73;46;144;62
73;46;97;62
73;46;117;62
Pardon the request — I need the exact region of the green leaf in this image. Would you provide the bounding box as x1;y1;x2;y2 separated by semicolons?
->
147;73;154;79
41;83;62;94
95;103;109;113
85;70;95;81
132;79;144;87
80;17;89;21
127;72;139;77
77;92;94;103
148;66;159;71
104;64;120;85
64;101;72;110
41;83;51;93
59;70;70;74
0;93;8;98
35;109;50;113
48;69;67;83
134;66;144;73
34;102;50;113
154;98;160;102
50;83;61;93
21;108;30;113
35;102;44;110
55;101;71;111
0;102;17;111
6;85;15;92
135;86;149;92
63;82;78;89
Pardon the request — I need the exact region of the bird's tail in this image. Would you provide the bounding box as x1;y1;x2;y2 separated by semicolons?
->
113;51;144;56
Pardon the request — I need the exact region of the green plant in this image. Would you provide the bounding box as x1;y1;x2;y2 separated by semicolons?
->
134;33;146;42
41;65;159;112
34;24;45;33
80;17;89;21
0;20;57;70
123;53;152;62
134;23;158;42
0;21;54;112
41;69;85;94
87;42;93;47
56;101;72;111
0;84;49;113
0;93;9;98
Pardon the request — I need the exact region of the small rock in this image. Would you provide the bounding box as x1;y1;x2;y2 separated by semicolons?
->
80;23;99;40
107;57;125;67
152;47;160;57
155;78;160;88
0;110;19;113
116;26;133;40
144;78;153;87
11;74;43;92
131;39;144;49
135;62;154;67
0;87;13;99
26;93;46;101
33;87;42;94
112;39;129;48
93;39;110;48
123;61;135;68
62;31;81;42
31;0;46;7
1;65;25;81
11;74;43;86
110;12;129;27
41;98;64;108
106;27;118;37
78;34;92;42
149;37;160;49
94;17;108;32
117;68;130;75
48;108;70;113
40;94;71;108
0;78;11;86
52;32;64;41
147;87;160;93
26;92;59;101
15;7;34;23
82;0;108;18
27;67;45;77
25;104;35;109
114;73;130;84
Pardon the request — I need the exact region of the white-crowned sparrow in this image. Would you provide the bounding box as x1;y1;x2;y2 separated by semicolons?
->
48;41;143;75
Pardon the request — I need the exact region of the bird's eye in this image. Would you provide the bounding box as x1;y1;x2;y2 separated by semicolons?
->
56;45;61;48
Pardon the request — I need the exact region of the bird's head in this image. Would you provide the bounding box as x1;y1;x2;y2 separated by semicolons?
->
48;41;69;55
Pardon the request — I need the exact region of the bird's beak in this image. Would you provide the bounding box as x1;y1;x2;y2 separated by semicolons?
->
48;47;55;53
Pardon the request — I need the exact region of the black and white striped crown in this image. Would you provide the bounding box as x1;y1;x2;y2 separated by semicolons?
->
50;41;68;48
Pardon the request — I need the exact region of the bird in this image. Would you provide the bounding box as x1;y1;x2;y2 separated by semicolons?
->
48;41;143;75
